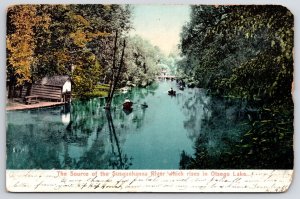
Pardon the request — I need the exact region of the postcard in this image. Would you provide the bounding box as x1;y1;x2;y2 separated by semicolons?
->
6;4;294;192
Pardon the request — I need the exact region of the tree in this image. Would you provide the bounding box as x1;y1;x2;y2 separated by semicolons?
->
105;32;127;109
178;5;294;169
178;5;293;104
6;5;133;99
124;35;163;87
6;5;50;98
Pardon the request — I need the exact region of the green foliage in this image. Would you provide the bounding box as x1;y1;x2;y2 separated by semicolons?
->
180;105;293;169
235;106;294;169
7;5;134;98
72;54;103;97
6;5;165;99
178;5;293;102
178;5;294;169
124;36;163;87
83;84;110;98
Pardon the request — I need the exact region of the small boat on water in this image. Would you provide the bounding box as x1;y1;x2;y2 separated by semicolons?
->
187;83;195;88
179;85;184;90
168;90;176;96
123;101;133;110
141;102;148;108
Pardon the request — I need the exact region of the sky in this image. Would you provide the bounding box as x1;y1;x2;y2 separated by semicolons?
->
130;5;191;56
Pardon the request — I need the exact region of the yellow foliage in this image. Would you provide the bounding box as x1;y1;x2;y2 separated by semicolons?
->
70;30;111;47
72;14;90;27
7;5;51;86
55;49;71;64
87;31;111;38
70;30;91;47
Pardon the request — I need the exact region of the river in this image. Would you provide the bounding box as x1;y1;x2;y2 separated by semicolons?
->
6;80;246;169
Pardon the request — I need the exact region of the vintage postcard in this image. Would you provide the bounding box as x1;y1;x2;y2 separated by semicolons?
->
6;4;294;192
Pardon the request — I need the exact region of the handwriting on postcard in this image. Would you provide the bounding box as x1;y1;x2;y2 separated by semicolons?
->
7;170;293;192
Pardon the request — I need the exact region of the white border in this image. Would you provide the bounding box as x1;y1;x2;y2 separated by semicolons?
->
1;0;299;198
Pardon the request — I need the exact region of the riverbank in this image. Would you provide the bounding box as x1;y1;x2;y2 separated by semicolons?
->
6;99;65;111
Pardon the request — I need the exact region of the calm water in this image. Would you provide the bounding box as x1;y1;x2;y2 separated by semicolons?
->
6;80;245;169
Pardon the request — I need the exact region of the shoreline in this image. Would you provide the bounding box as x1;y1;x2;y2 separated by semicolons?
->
6;100;66;111
6;81;160;111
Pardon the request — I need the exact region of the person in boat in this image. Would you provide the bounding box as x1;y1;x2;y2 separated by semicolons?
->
141;102;148;108
168;88;176;95
123;98;133;110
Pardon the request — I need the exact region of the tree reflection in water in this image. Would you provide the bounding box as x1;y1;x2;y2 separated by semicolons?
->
7;81;292;169
176;88;212;142
179;88;293;169
179;88;248;169
6;84;155;169
106;110;132;169
60;98;139;169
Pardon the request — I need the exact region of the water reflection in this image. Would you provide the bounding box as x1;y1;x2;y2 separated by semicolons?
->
61;104;71;125
7;81;248;170
7;84;155;169
106;110;132;169
177;88;211;142
179;91;249;169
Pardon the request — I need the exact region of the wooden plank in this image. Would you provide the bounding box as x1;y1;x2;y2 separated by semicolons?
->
33;86;62;91
32;87;61;92
31;89;61;93
25;95;39;105
32;87;61;91
33;84;61;89
31;88;61;92
29;84;63;101
37;95;61;98
32;85;61;90
32;93;61;97
31;91;61;97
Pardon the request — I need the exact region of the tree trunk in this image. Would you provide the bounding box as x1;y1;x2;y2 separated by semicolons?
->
106;36;126;109
8;82;14;99
105;31;118;109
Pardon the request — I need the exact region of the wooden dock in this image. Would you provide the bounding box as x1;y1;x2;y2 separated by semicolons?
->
6;100;65;111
